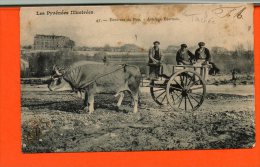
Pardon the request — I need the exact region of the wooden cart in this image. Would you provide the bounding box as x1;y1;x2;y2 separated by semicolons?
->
149;64;211;111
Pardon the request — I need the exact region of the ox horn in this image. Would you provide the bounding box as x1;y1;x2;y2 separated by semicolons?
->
53;65;63;76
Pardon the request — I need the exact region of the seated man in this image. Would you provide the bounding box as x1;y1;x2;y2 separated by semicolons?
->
195;42;211;64
176;44;195;65
148;41;163;80
195;42;220;75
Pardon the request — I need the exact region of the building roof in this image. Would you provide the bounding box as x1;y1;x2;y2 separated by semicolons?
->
35;34;68;39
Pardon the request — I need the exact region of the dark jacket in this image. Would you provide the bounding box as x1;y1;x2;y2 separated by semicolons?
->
195;47;211;62
176;49;194;64
148;47;163;64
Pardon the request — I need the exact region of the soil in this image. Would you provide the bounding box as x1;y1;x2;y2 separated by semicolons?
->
21;85;255;153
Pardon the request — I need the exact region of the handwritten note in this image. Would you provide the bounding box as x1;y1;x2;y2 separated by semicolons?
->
182;5;247;24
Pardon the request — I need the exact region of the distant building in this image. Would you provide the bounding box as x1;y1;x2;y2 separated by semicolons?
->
33;34;75;50
165;45;179;53
120;44;143;52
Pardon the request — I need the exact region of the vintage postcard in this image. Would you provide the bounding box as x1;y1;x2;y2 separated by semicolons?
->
20;4;255;153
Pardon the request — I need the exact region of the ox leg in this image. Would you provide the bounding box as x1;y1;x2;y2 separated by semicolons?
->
131;98;134;107
117;92;125;107
138;90;141;106
83;91;89;112
132;93;139;113
130;91;141;107
88;93;95;114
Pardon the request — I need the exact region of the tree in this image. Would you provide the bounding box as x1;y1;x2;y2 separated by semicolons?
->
104;44;111;51
64;40;75;49
211;46;228;55
234;44;245;57
22;45;32;49
94;52;107;61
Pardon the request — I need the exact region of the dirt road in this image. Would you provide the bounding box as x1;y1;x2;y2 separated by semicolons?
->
21;85;255;153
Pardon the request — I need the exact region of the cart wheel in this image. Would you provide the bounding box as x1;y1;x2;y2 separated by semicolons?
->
150;80;168;106
166;69;206;111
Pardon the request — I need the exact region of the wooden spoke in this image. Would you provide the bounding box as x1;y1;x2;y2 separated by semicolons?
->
160;94;167;104
179;75;184;87
171;90;181;97
169;85;182;92
188;79;201;88
187;94;194;109
155;90;166;100
184;74;188;86
171;94;175;103
178;96;183;108
184;96;187;111
189;92;203;97
186;75;193;87
173;78;184;89
171;90;182;99
150;85;168;106
189;93;200;103
152;88;166;92
170;91;182;104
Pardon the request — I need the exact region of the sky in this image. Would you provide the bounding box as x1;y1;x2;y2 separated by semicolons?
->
20;4;254;50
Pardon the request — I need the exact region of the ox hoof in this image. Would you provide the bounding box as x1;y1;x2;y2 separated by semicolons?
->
78;109;88;114
88;108;94;114
133;105;138;113
115;106;120;112
77;106;89;114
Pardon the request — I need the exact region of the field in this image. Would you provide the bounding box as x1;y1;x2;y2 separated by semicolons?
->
21;81;255;153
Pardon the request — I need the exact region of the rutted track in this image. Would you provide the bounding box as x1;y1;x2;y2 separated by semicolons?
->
21;85;255;153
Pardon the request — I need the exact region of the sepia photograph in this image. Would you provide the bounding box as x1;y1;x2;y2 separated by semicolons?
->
20;4;255;153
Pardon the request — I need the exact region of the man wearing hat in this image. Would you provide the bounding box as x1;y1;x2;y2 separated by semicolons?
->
195;42;220;75
176;44;195;65
195;42;211;62
148;41;163;80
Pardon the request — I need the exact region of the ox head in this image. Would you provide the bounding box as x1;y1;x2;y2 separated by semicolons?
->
48;65;72;91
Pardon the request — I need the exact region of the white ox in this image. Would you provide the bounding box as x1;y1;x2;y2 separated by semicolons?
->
48;61;141;113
